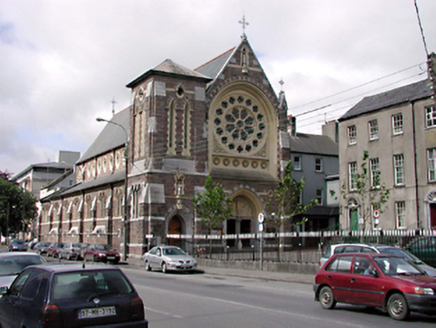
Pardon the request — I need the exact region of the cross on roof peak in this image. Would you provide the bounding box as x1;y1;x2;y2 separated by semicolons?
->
239;15;249;39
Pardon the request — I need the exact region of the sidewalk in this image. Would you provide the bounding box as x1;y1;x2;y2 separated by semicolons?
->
126;258;315;284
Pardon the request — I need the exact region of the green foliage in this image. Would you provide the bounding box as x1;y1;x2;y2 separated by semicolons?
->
266;161;318;230
193;176;233;232
340;150;390;231
0;171;38;235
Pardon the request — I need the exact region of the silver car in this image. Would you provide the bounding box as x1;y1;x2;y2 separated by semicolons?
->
0;252;47;288
143;246;197;273
58;242;82;260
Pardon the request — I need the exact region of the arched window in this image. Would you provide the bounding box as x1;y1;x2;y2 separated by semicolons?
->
183;102;190;155
168;101;176;154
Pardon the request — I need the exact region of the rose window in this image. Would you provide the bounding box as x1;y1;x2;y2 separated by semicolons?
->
214;95;266;154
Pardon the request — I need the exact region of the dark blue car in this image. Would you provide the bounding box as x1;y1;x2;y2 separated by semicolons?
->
0;263;148;327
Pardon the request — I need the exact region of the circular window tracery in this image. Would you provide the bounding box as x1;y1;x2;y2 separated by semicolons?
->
214;95;267;154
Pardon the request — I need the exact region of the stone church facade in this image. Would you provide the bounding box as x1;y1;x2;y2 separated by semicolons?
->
38;36;292;259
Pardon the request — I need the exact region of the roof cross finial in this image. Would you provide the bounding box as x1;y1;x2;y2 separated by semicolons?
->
239;15;249;39
111;97;117;115
279;79;285;91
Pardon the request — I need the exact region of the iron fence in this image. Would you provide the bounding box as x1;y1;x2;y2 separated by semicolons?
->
165;229;436;267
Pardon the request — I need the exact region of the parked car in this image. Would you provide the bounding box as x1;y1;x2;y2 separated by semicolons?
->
406;237;436;268
8;240;28;252
83;244;120;264
58;242;82;260
319;243;436;276
314;253;436;320
0;263;148;327
33;241;51;255
143;245;197;273
0;252;46;288
46;242;64;257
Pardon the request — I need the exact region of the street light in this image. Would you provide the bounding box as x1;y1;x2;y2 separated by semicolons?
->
96;117;129;261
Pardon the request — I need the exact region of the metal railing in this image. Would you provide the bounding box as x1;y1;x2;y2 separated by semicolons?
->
165;229;436;267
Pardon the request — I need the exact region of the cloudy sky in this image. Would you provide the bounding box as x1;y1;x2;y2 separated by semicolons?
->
1;0;435;176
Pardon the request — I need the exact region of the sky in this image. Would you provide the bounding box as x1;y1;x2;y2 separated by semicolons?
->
1;0;435;176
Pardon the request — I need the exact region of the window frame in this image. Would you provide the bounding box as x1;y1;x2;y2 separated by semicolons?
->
393;154;405;186
316;188;323;205
368;119;379;140
392;113;403;135
315;158;323;172
426;105;436;128
395;201;406;229
369;157;380;188
348;162;358;191
428;148;436;182
293;156;302;171
347;125;357;145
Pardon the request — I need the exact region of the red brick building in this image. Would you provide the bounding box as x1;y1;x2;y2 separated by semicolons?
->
39;37;291;260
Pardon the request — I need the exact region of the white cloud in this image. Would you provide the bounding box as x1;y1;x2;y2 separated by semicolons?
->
1;0;435;174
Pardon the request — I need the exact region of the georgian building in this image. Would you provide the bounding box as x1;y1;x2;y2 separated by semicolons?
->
338;53;436;231
38;35;338;259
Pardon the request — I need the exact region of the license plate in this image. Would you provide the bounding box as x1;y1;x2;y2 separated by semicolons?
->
78;306;116;319
107;256;115;260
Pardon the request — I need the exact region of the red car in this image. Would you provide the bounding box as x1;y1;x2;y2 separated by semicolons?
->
83;244;121;264
314;253;436;320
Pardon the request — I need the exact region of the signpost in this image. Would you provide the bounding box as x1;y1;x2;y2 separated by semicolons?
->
258;213;264;271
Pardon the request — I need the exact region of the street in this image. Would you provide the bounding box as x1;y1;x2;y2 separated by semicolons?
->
122;266;436;328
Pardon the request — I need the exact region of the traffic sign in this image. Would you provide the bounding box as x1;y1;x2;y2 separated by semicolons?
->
258;212;265;223
373;209;380;219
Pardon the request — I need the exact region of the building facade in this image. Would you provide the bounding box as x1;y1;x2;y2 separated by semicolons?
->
39;37;299;259
338;54;436;231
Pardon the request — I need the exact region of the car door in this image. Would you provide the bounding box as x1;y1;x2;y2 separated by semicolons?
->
0;269;47;328
324;255;354;302
349;256;384;306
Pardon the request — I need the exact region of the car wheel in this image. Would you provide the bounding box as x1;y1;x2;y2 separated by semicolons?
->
145;261;152;271
387;293;409;320
162;262;168;273
319;286;336;309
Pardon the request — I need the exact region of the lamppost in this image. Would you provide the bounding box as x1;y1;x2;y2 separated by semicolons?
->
96;117;129;261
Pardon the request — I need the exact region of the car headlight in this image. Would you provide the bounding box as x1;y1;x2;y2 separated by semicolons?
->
414;287;434;295
98;253;106;257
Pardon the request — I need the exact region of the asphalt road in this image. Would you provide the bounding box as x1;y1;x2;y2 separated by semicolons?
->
122;267;436;328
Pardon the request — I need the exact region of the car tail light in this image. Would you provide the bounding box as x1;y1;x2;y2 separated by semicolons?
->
41;304;62;325
129;296;145;321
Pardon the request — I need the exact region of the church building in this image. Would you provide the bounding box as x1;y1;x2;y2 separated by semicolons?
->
38;34;312;259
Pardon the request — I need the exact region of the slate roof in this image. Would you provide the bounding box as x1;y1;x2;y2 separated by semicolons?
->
195;47;236;80
339;79;433;121
290;133;338;156
126;59;211;88
78;108;129;164
13;162;73;181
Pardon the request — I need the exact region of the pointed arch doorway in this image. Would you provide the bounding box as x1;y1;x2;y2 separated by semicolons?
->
168;215;183;247
227;195;256;248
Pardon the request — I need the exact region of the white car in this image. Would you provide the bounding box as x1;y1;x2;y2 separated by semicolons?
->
143;246;197;273
0;252;47;288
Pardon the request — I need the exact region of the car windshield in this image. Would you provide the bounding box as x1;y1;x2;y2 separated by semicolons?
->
379;247;424;264
95;245;110;251
12;240;25;245
163;248;186;256
51;270;133;300
373;256;424;276
0;256;46;276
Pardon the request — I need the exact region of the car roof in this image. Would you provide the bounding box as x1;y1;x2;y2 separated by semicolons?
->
0;252;42;258
331;253;400;260
24;263;120;273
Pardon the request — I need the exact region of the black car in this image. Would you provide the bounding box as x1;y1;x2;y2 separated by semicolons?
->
0;263;148;327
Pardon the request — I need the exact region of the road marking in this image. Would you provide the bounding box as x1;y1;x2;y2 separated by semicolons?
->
146;307;183;318
137;285;367;327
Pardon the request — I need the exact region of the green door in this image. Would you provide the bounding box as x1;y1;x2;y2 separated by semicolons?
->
350;208;358;231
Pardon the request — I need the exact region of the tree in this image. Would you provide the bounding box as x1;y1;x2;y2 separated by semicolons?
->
193;175;233;257
265;161;318;261
340;150;390;232
0;171;38;240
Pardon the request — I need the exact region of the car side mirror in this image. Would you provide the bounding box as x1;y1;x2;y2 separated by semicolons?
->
0;286;9;296
370;269;379;277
